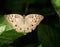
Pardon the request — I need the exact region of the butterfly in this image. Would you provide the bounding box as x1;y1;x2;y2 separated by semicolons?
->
5;14;44;33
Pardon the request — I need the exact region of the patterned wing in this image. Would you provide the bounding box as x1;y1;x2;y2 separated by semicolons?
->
5;14;24;32
25;14;44;32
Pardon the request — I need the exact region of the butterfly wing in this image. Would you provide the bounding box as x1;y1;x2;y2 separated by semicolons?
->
25;14;44;32
5;14;24;32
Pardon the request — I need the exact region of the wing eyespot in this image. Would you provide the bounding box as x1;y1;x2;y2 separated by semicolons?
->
35;20;37;22
27;28;29;30
31;24;33;26
11;20;13;22
15;25;17;27
15;15;18;18
11;15;13;17
20;28;22;30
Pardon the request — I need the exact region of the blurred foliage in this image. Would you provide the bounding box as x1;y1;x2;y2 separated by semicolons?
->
51;0;60;17
38;44;42;47
0;0;60;47
0;29;24;47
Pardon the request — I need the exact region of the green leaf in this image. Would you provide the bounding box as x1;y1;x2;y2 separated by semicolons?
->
0;15;13;32
0;25;6;35
51;0;60;17
0;29;24;47
37;24;57;47
38;44;42;47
